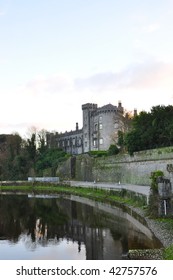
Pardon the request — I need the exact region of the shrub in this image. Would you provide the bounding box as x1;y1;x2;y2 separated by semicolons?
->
150;170;164;193
108;144;119;156
88;150;108;157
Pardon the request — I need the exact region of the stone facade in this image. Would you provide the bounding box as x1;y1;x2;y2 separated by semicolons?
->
46;101;129;154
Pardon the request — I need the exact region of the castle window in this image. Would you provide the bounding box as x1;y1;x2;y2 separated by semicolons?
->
99;123;102;130
85;142;87;147
99;138;103;145
99;116;102;122
85;133;87;139
94;123;98;131
93;140;97;147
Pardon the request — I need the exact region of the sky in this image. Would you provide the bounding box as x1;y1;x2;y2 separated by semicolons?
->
1;0;173;137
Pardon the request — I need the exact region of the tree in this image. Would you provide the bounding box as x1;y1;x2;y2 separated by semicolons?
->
124;105;173;154
37;129;48;154
0;134;24;180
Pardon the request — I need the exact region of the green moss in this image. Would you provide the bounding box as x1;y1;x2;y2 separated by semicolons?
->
150;170;164;193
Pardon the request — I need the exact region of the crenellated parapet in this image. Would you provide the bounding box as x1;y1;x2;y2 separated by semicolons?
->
82;103;97;111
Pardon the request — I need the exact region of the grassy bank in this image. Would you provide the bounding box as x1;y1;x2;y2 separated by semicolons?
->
0;183;146;208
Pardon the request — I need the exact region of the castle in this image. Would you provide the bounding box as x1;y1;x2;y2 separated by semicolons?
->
46;101;133;154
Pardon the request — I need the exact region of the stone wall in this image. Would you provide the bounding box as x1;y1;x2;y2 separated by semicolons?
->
57;147;173;186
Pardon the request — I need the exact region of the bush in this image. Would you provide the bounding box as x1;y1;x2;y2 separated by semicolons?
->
108;144;119;156
88;150;108;157
150;170;164;193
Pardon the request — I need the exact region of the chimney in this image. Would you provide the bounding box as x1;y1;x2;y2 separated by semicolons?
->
76;122;79;131
118;101;122;108
118;101;124;114
134;109;137;117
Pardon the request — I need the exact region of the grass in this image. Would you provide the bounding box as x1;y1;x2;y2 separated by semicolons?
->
163;244;173;260
0;183;145;208
154;218;173;259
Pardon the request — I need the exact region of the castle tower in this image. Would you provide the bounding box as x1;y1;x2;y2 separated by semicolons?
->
82;103;97;153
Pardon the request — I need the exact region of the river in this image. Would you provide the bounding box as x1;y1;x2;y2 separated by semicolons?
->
0;194;162;259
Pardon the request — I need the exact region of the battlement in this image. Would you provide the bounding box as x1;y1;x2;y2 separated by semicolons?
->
82;103;97;111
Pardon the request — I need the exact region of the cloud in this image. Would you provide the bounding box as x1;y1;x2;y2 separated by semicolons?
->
75;60;173;92
1;60;173;137
75;72;119;92
25;74;73;95
143;23;160;33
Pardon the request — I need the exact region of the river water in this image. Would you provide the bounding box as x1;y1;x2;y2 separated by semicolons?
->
0;194;162;260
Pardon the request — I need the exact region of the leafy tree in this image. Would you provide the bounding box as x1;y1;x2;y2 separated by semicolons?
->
37;129;48;154
0;129;69;180
124;105;173;154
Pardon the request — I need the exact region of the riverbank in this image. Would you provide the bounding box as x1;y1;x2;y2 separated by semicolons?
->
1;183;173;259
127;205;173;259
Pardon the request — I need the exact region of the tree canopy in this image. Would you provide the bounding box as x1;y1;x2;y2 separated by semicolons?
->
0;130;69;180
124;105;173;154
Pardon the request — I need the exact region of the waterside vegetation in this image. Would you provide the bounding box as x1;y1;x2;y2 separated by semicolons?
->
0;183;146;207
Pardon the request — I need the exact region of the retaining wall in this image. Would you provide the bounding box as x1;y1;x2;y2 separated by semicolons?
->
57;147;173;186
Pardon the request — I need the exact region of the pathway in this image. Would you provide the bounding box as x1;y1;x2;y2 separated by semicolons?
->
68;180;150;198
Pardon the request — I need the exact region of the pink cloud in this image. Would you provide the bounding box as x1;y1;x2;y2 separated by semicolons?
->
75;60;173;92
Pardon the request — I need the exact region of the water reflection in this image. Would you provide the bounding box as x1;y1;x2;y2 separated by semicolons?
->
0;194;162;260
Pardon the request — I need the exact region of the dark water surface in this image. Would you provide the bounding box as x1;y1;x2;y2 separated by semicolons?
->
0;194;162;260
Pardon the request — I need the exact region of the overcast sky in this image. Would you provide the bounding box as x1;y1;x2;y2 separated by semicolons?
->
1;0;173;137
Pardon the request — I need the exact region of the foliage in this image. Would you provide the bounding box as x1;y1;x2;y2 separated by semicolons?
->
150;170;164;193
124;105;173;154
88;150;108;157
35;148;69;176
0;130;69;180
89;145;119;157
147;170;164;218
117;130;124;147
108;144;119;155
